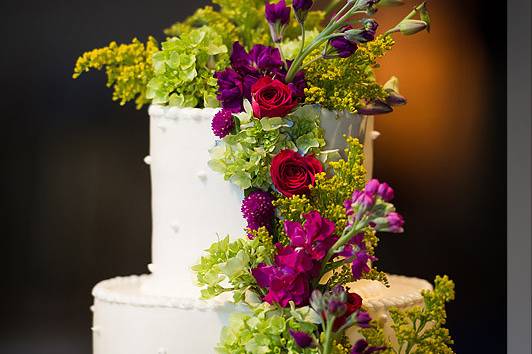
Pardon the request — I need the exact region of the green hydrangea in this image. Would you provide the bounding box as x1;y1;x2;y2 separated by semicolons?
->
209;104;326;190
192;227;276;302
146;26;229;108
217;303;320;354
361;275;456;354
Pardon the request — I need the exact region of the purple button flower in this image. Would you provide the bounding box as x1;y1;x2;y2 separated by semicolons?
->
211;109;235;138
241;190;275;236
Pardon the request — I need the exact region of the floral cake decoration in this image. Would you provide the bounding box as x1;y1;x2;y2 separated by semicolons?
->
74;0;455;353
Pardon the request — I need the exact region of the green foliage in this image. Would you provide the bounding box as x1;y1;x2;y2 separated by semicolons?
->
165;0;325;49
192;227;276;302
361;275;456;354
304;35;395;113
146;26;228;108
72;37;159;109
217;303;320;354
209;104;325;190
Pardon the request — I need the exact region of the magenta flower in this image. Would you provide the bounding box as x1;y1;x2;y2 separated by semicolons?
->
252;263;311;307
284;211;336;261
329;37;358;58
274;244;315;274
265;0;291;26
372;212;404;233
289;330;315;348
355;311;372;328
351;250;372;280
351;339;387;354
241;190;275;236
215;42;305;112
211;109;235;138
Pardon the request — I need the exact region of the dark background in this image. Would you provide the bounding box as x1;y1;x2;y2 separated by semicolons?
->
0;0;505;353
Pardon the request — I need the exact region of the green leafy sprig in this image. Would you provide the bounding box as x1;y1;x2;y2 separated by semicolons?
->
361;275;456;354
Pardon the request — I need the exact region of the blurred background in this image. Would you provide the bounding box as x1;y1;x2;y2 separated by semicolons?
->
0;0;505;353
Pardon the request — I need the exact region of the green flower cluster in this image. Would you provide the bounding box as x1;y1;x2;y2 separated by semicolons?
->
192;227;275;302
304;35;395;113
164;0;325;50
361;275;456;354
209;105;326;190
72;37;159;109
218;302;320;354
146;26;228;108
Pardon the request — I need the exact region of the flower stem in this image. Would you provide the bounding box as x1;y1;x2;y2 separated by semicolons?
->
322;315;336;354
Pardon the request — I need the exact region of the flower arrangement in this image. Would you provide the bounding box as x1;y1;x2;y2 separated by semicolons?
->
74;0;455;353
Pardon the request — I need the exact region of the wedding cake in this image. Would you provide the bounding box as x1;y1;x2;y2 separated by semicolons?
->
76;1;455;353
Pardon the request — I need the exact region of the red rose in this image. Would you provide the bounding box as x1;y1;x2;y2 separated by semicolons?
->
270;150;323;197
333;292;363;331
251;76;298;118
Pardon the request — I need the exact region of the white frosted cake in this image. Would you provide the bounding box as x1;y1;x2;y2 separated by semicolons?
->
91;107;432;353
92;107;246;354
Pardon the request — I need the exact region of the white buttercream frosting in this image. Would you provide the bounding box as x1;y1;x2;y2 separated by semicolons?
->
143;106;246;298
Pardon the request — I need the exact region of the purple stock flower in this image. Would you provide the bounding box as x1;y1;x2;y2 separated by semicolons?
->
356;311;372;328
292;0;313;22
372;212;404;233
252;262;311;307
351;250;372;279
214;68;245;112
215;42;305;112
351;339;387;354
265;0;291;25
377;181;394;201
329;37;358;58
241;190;275;236
357;100;393;115
211;109;235;138
293;0;313;11
265;0;291;42
289;330;315;348
284;211;337;261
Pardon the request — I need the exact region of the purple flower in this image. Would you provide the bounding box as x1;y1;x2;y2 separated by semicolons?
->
284;211;336;261
211;109;235;138
265;0;291;25
214;68;245;112
215;42;305;112
292;0;313;22
376;181;394;201
355;311;372;328
265;0;291;42
372;212;404;233
289;330;315;348
329;37;358;58
293;0;313;11
351;250;372;280
357;100;393;115
241;190;275;236
351;339;387;354
252;263;311;307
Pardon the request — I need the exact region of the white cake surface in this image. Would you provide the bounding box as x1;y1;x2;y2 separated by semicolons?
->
92;275;242;354
143;105;246;298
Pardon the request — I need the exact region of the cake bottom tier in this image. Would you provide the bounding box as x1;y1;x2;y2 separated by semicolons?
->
92;274;432;354
92;275;238;354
